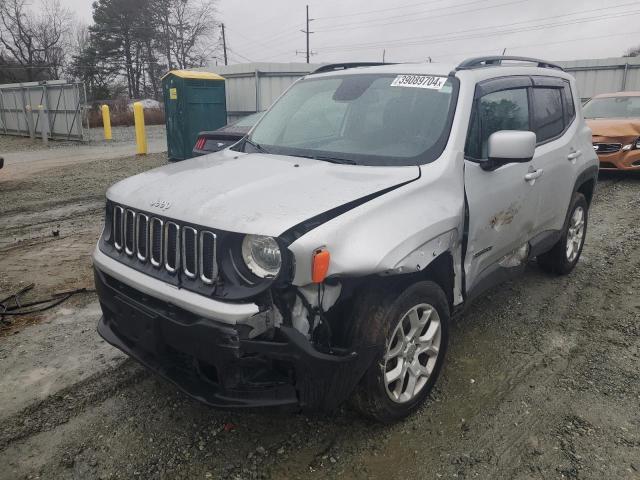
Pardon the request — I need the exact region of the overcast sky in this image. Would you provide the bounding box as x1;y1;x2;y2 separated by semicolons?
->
65;0;640;65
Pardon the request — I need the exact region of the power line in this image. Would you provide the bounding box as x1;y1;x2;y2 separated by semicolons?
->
224;23;303;52
435;28;640;60
315;7;640;53
314;0;494;31
315;0;638;34
226;47;254;63
313;0;450;21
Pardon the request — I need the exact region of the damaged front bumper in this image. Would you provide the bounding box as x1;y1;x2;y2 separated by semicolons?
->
94;267;378;411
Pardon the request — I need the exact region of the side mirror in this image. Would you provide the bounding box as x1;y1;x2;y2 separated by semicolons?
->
485;130;536;169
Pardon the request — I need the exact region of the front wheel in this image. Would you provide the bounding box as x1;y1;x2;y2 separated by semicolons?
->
537;192;588;275
350;281;449;423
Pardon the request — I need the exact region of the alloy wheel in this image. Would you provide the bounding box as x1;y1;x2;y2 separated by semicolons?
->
566;205;585;263
383;303;442;403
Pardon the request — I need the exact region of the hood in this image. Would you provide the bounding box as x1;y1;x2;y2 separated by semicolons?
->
107;150;420;237
586;118;640;143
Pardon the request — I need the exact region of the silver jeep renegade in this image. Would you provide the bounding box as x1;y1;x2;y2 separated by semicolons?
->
94;57;598;422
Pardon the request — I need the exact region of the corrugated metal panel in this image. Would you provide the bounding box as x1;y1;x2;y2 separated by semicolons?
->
556;57;640;99
202;62;323;122
0;80;86;140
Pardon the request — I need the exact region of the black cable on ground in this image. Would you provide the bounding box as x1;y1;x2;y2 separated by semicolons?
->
0;287;96;323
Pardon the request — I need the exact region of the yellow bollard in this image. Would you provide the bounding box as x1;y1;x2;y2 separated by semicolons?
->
133;102;147;155
101;105;112;140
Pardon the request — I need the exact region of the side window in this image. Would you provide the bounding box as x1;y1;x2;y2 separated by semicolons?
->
532;87;564;143
563;82;575;125
465;88;529;159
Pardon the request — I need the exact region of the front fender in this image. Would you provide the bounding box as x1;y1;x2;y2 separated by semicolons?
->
288;152;465;286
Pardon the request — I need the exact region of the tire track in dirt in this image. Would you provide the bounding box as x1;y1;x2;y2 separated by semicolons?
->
0;360;148;451
1;175;639;480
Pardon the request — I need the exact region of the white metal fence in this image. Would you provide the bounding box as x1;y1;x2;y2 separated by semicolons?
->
0;80;86;141
557;57;640;100
204;63;323;123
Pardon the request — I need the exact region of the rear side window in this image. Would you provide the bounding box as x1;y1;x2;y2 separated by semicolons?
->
532;88;563;143
465;88;530;159
563;82;576;125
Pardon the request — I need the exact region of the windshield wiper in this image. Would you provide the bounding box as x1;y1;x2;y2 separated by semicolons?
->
244;138;271;154
293;154;357;165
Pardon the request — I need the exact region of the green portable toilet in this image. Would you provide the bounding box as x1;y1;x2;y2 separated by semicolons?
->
162;70;227;160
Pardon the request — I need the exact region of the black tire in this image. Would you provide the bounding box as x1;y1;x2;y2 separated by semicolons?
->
537;192;588;275
350;281;450;423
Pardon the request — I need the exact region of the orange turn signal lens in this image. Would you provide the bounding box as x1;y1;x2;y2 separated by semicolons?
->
311;249;330;283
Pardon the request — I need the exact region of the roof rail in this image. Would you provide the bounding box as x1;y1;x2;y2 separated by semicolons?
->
310;62;394;75
456;56;563;71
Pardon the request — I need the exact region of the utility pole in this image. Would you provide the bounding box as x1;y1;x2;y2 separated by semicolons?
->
382;49;386;63
306;5;310;63
300;5;314;63
222;23;228;65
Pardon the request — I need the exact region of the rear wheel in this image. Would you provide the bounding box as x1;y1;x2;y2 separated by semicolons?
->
350;281;449;423
537;192;588;275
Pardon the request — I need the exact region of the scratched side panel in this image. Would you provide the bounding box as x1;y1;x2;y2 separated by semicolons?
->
463;160;540;292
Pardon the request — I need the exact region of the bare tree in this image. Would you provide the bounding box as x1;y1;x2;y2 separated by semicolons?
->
0;0;72;81
151;0;218;70
624;45;640;57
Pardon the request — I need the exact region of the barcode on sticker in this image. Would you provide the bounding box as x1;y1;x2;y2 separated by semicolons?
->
391;75;447;89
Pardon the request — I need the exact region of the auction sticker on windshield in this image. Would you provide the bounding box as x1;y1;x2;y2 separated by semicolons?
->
391;75;447;89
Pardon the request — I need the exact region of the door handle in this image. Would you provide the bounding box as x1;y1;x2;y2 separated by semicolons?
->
567;150;582;161
524;168;543;184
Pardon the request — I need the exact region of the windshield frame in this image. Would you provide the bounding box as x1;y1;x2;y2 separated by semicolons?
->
583;95;640;119
240;72;460;167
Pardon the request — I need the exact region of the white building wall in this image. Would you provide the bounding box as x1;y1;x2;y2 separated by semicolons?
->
202;62;324;122
556;57;640;100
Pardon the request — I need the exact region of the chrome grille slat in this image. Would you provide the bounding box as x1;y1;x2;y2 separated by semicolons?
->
164;222;180;273
150;217;163;267
182;227;198;278
113;206;124;251
136;214;149;262
108;204;218;285
124;209;136;256
593;142;621;154
199;231;217;284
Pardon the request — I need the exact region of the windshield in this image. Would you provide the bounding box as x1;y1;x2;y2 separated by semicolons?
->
583;96;640;119
246;73;457;166
233;111;263;127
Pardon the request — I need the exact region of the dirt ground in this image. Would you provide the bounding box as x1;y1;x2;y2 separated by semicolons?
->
1;146;639;480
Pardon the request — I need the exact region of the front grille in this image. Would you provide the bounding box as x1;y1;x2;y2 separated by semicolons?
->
124;209;135;255
113;206;124;251
109;204;218;283
182;227;198;279
593;142;621;154
164;222;180;273
136;214;148;261
199;231;217;284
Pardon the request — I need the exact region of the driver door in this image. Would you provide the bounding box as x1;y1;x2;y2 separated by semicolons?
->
463;82;542;295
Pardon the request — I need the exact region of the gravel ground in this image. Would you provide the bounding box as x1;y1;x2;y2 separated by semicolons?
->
0;125;166;154
0;155;639;480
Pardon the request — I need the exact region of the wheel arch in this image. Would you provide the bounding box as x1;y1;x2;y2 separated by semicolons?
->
368;251;456;311
573;165;598;206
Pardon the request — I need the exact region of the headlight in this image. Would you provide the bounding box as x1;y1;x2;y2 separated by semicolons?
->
241;235;282;278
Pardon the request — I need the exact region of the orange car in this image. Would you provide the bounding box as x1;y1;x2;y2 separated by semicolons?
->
584;91;640;170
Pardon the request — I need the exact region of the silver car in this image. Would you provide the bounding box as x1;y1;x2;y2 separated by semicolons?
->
93;57;598;422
